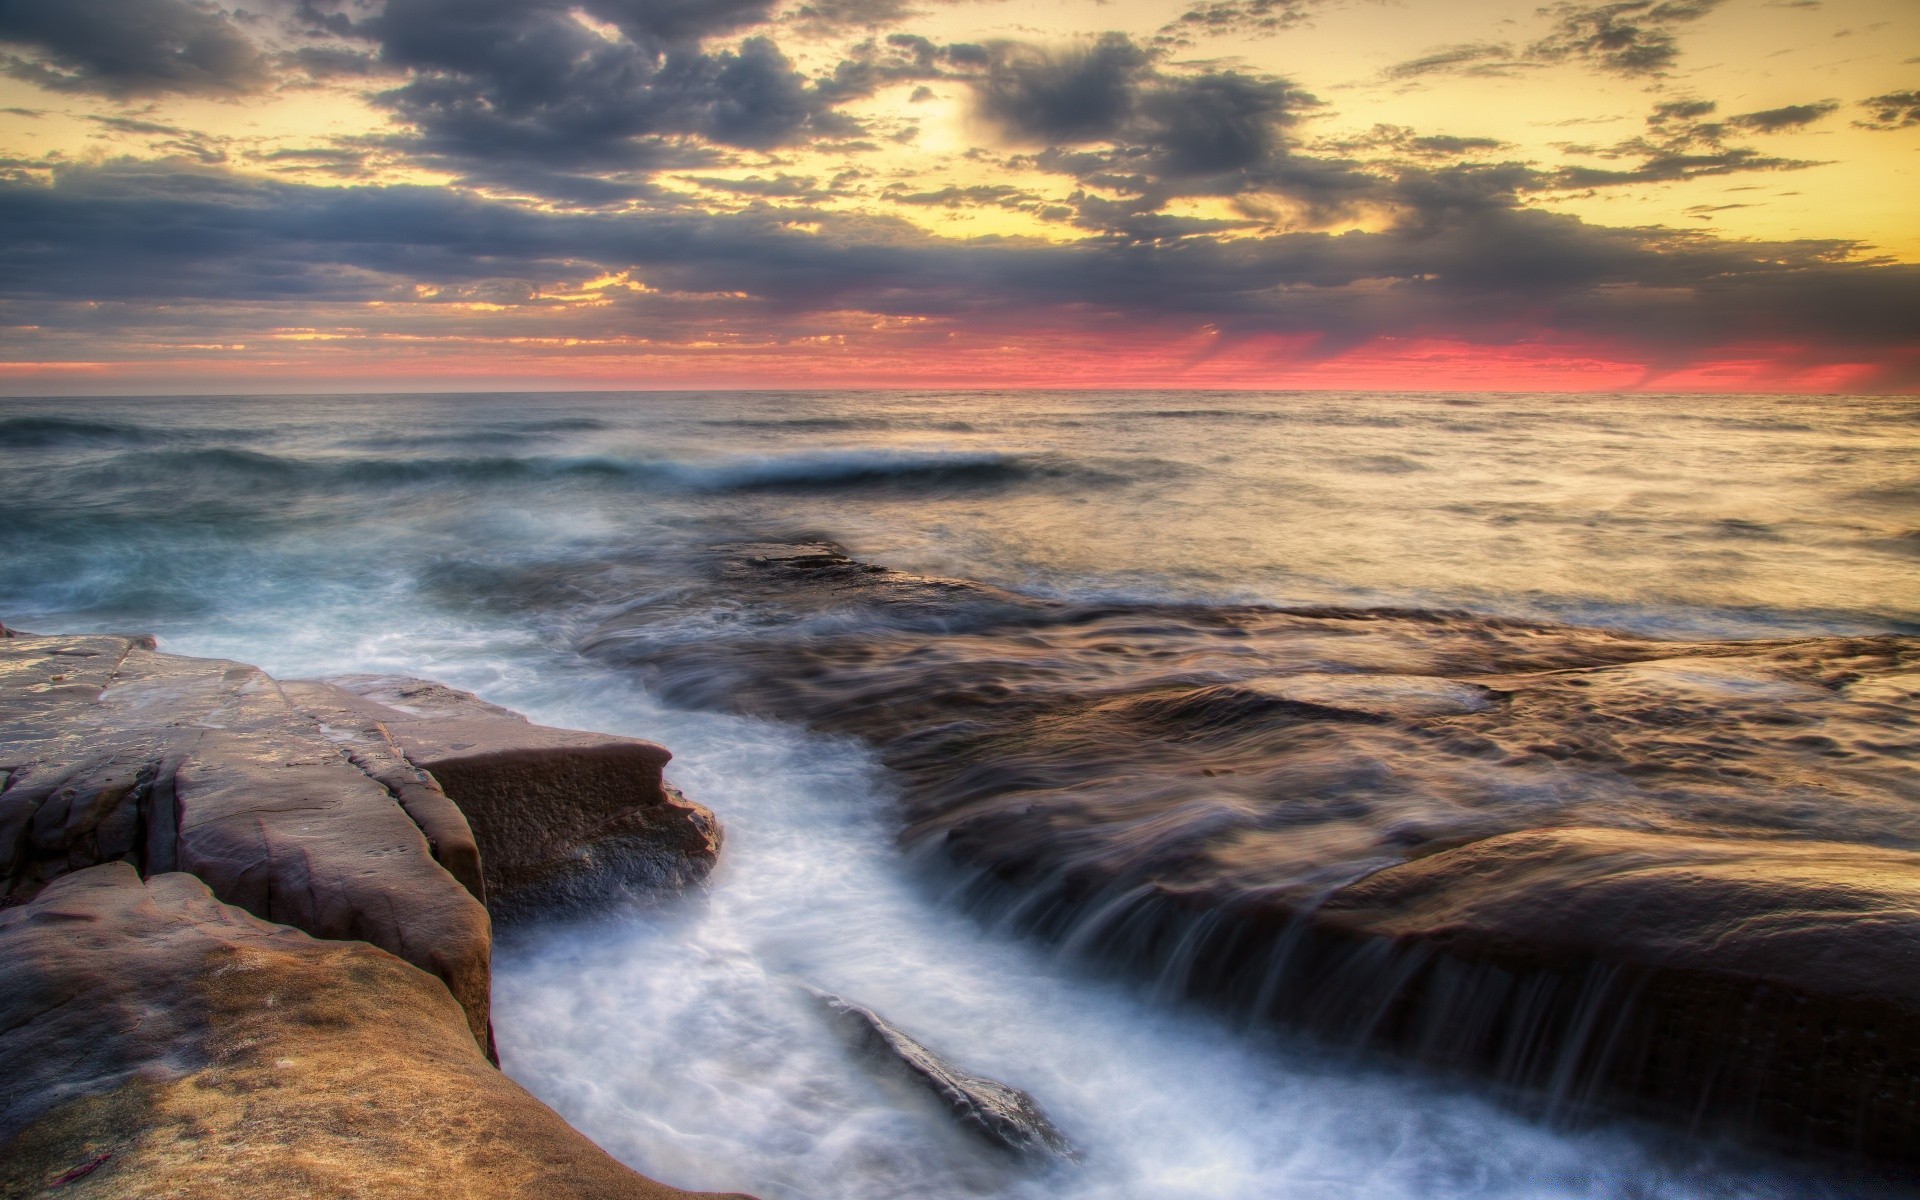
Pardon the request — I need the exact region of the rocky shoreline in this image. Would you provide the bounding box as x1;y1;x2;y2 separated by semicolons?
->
0;625;741;1199
585;540;1920;1167
6;588;1919;1188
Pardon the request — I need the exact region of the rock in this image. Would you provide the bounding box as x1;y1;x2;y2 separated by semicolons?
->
1306;828;1920;1157
0;634;495;1054
582;540;1920;1163
0;864;753;1200
2;636;727;1066
283;676;721;919
813;990;1075;1161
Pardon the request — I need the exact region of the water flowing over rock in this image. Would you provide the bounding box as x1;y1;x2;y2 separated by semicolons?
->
813;989;1076;1161
584;539;1920;1164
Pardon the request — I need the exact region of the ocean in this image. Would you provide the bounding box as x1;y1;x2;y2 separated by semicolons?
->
3;389;1916;1198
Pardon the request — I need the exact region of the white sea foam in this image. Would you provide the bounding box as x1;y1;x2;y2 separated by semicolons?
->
482;671;1846;1200
4;389;1914;1199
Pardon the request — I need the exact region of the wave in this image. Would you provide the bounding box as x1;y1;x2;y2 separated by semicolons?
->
699;416;899;432
31;445;1129;505
336;417;613;452
663;449;1058;491
0;415;163;449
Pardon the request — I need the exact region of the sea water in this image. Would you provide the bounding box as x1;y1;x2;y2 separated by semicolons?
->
3;390;1915;1198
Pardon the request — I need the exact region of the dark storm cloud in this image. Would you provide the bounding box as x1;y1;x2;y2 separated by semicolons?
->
291;0;868;193
280;45;385;82
0;0;272;97
1857;90;1920;129
965;34;1352;234
5;159;1915;376
786;0;917;33
975;35;1153;145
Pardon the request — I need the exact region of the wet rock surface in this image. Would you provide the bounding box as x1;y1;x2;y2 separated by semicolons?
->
585;539;1920;1163
0;631;736;1198
0;632;495;1052
0;865;751;1200
813;989;1076;1161
283;676;721;921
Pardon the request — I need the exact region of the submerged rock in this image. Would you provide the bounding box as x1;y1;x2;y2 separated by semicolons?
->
0;864;751;1200
813;989;1075;1161
585;539;1920;1164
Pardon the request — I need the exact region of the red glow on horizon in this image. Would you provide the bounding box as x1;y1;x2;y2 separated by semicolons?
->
1;329;1912;396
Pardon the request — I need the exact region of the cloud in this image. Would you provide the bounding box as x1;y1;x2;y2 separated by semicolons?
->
974;35;1152;145
0;0;1909;390
682;172;831;199
0;0;272;97
887;183;1038;208
1153;0;1324;48
348;0;869;193
1725;102;1838;131
1529;0;1726;77
1384;43;1525;81
965;34;1351;235
1321;125;1508;159
1547;94;1823;188
785;0;918;33
1393;1;1724;83
1857;90;1920;130
5;158;1914;379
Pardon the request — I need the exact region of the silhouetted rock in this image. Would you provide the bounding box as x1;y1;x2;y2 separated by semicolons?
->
0;864;753;1200
814;989;1075;1160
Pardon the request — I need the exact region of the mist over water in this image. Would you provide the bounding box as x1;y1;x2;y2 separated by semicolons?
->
3;390;1916;1198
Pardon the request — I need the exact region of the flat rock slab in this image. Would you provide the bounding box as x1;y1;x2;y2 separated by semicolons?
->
0;864;752;1200
2;636;725;1061
0;634;494;1052
584;540;1920;1163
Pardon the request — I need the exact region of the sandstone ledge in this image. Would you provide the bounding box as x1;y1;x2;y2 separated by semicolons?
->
0;865;750;1200
0;631;735;1199
588;540;1920;1167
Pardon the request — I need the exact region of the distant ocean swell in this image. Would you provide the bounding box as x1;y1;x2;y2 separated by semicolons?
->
3;442;1153;502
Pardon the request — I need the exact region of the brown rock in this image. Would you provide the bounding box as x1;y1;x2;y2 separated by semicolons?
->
0;864;752;1200
582;540;1920;1162
813;989;1075;1161
0;634;494;1054
285;676;721;918
1308;828;1920;1158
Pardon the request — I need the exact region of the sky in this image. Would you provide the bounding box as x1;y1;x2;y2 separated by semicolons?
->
0;0;1916;394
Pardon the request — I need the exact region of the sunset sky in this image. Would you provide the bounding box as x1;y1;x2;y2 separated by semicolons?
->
1;0;1916;393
